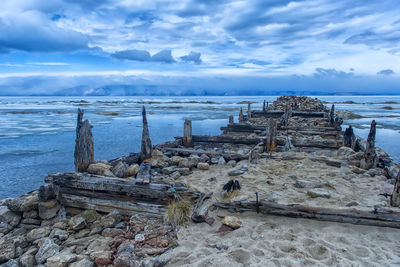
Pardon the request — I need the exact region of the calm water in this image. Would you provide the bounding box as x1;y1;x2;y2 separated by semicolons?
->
0;96;399;199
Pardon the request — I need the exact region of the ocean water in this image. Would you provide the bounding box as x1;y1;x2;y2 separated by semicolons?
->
0;96;399;199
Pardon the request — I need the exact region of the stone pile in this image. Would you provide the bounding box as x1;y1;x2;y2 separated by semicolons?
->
270;95;328;112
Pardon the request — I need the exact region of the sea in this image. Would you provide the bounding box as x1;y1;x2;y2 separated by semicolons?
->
0;95;399;199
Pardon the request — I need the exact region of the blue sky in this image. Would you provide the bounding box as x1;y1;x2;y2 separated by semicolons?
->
0;0;400;95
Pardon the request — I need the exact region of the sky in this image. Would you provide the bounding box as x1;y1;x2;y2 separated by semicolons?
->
0;0;400;95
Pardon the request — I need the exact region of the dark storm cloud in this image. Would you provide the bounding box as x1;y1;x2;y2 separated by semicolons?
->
377;69;395;76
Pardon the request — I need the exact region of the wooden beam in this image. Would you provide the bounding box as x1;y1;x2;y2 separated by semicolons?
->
214;201;400;229
74;109;94;172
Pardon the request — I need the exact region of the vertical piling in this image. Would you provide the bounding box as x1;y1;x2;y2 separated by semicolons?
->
74;108;94;172
265;118;277;152
140;106;153;161
183;119;193;147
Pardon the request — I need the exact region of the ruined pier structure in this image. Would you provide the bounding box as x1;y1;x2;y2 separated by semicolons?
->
47;96;400;227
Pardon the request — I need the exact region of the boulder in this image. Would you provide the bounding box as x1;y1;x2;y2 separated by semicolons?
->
23;210;38;219
197;162;210;170
221;216;242;229
39;184;55;201
68;215;86;231
124;164;140;178
171;156;182;166
111;161;128;178
0;206;21;233
178;158;190;168
0;238;15;264
50;229;69;241
87;163;115;177
27;227;51;242
46;251;78;267
38;200;60;220
35;238;59;264
227;160;237;167
101;210;121;228
307;189;331;199
199;154;210;163
336;146;355;159
161;166;176;175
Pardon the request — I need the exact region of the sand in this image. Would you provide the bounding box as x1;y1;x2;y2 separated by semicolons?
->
165;152;400;266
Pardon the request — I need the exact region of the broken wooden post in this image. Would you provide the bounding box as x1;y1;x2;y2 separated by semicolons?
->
361;120;377;169
183;119;193;147
239;108;244;123
391;171;400;207
281;105;292;126
263;100;266;112
329;104;335;126
344;125;356;150
74;108;94;172
229;115;234;124
140;106;153;161
247;103;252;119
265;118;277;152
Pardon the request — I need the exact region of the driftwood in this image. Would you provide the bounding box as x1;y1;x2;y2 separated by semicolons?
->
176;135;341;149
262;100;266;112
191;192;213;223
140;106;153;161
136;163;151;184
161;147;249;161
344;125;357;150
265;118;277;152
45;172;201;216
214;200;400;229
329;104;335;126
183;120;193;147
362;120;377;169
229;115;234;124
247;103;252;119
74;109;94;172
391;171;400;207
239;108;244;123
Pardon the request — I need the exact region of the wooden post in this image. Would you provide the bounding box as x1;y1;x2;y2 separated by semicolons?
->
281;105;292;126
263;100;266;112
265;118;277;152
391;171;400;207
362;120;377;169
266;102;269;109
74;108;94;172
229;115;234;124
183;119;193;147
247;103;251;119
329;104;335;126
140;106;153;161
344;125;356;150
239;108;244;123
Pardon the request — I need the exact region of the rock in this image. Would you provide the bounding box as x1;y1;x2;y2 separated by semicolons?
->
336;147;355;159
294;179;322;189
21;218;41;225
366;168;380;177
27;227;51;241
38;200;60;220
210;158;218;164
221;216;242;229
81;210;100;223
161;166;176;175
188;156;200;168
266;191;281;202
197;162;210;170
176;168;190;176
0;238;15;264
307;189;331;199
175;227;190;241
350;166;365;174
93;251;113;266
191;205;208;223
205;217;215;226
228;170;245;176
69;259;94;267
218;157;226;165
208;177;216;182
231;195;248;202
170;171;180;180
86;237;112;256
20;253;35;267
0;259;22;267
199;154;210;163
227;160;236;167
171;156;183;166
111;161;128;178
35;238;59;264
380;183;394;196
23;210;38;219
178;158;190;168
135;234;145;242
102;228;124;237
50;229;69;241
217;224;234;233
345;201;359;207
0;206;21;233
38;184;55;202
46;251;77;267
87;162;114;177
68;215;86;231
124;164;140;178
101;210;121;228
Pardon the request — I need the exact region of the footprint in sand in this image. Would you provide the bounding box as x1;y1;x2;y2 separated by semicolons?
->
307;244;330;261
229;249;251;264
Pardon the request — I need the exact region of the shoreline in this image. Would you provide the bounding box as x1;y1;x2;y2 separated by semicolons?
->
1;95;400;266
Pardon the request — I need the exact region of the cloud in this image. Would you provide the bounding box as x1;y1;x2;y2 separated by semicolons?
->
151;49;175;63
27;62;69;66
111;49;151;61
377;69;395;75
313;68;354;78
0;10;89;53
180;52;202;64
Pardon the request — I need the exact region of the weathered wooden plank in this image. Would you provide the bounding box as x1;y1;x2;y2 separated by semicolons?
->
74;109;94;172
265;118;277;152
213;201;400;228
183;120;193;147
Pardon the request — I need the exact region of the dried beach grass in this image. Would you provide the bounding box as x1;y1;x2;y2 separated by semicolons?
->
164;200;191;226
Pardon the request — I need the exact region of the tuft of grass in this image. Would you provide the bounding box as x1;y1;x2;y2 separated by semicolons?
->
164;200;191;226
222;190;240;200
